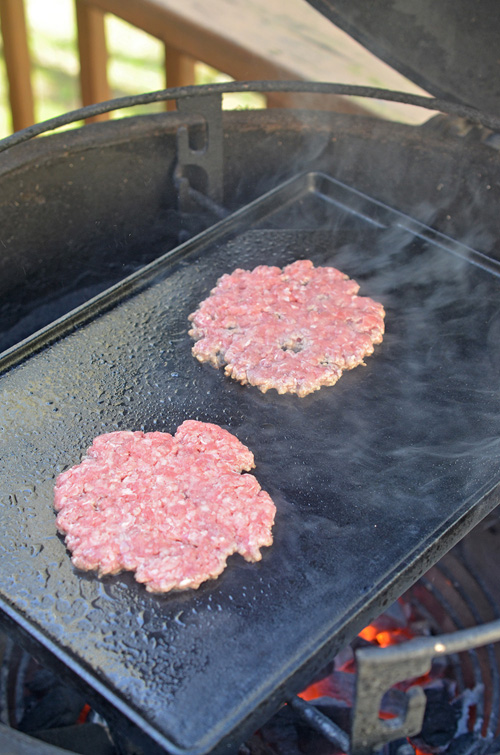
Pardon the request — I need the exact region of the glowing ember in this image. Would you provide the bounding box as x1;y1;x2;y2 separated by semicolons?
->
359;625;415;647
298;681;333;702
296;596;479;754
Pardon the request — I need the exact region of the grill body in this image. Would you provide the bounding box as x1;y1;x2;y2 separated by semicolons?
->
2;108;500;355
2;107;500;754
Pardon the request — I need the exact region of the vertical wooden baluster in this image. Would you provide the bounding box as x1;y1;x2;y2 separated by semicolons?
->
74;0;110;122
164;44;196;111
0;0;35;132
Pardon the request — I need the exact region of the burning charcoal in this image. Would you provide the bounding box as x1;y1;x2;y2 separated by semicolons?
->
384;600;411;625
410;688;459;752
309;671;355;707
484;735;500;755
18;667;87;734
362;602;409;634
445;732;483;755
23;667;58;696
331;643;354;670
240;734;286;754
305;660;335;688
33;722;115;755
258;700;349;755
257;706;302;755
380;687;411;720
387;738;416;755
297;727;345;755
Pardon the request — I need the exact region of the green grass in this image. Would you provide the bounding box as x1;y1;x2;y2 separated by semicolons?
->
0;0;265;139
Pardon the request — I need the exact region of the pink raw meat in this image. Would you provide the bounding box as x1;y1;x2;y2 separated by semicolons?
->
188;259;385;396
54;421;276;593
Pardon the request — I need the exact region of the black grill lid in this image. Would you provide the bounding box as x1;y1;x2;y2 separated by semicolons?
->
307;0;500;119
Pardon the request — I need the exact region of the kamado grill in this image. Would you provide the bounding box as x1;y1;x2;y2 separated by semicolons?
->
2;2;500;754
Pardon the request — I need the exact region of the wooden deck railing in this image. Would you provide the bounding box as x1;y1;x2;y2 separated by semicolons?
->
0;0;430;134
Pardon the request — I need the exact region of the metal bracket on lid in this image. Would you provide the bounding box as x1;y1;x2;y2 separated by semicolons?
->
350;618;500;755
174;93;225;216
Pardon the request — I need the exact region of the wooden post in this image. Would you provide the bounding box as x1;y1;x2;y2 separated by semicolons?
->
164;44;196;111
0;0;35;132
74;0;111;122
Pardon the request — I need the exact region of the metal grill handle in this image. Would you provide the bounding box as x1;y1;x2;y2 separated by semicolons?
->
351;618;500;754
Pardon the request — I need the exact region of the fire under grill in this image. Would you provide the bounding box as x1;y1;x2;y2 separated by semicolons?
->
1;512;500;755
1;78;500;755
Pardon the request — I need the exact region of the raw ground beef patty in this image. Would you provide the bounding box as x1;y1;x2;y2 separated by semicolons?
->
189;259;385;397
54;421;276;593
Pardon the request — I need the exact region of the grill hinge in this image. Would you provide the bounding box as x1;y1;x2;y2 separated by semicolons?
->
174;93;225;217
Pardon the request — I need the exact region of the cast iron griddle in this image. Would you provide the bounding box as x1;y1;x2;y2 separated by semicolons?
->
2;172;500;754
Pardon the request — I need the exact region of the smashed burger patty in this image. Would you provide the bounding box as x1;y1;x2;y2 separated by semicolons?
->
189;259;385;397
54;421;276;593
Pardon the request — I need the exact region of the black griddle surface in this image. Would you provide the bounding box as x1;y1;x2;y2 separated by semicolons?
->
2;172;500;754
